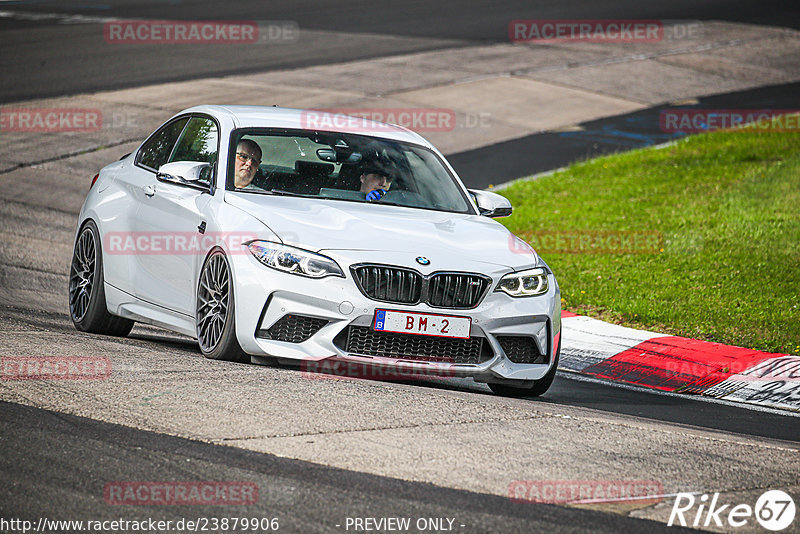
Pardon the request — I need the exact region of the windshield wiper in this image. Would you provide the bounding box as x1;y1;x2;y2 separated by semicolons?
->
269;189;316;198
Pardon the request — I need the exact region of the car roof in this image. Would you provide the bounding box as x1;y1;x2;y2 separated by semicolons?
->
179;105;433;148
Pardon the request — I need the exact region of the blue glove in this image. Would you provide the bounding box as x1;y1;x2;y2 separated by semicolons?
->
366;189;386;201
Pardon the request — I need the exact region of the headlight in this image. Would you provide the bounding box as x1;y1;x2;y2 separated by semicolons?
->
247;241;344;278
495;267;549;297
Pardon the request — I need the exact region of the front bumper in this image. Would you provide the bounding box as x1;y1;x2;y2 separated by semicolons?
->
230;252;561;383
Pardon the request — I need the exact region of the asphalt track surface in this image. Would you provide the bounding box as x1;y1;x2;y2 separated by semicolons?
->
1;2;799;532
1;0;800;102
1;401;698;533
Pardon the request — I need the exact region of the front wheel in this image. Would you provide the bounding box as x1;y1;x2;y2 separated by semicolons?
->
68;220;134;336
196;250;248;363
489;335;561;398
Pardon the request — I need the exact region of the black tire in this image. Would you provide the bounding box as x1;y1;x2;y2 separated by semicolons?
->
489;335;561;398
69;220;134;337
196;249;248;363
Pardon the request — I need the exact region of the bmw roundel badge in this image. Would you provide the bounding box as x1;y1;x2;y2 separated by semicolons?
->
416;256;430;266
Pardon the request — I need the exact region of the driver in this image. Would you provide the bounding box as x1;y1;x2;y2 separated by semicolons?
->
233;139;262;190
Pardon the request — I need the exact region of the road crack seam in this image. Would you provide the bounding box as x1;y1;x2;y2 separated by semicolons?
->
381;35;791;101
0;138;141;177
533;407;800;453
212;413;554;442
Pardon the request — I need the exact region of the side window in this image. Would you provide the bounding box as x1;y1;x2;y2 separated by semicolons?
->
136;117;189;171
170;117;218;164
169;117;219;184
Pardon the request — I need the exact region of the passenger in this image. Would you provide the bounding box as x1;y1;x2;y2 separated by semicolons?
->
233;139;262;190
359;168;393;201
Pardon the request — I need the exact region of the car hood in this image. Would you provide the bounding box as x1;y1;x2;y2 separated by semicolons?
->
225;193;539;270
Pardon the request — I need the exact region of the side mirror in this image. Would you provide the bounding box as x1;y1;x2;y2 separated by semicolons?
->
469;189;512;218
156;161;210;185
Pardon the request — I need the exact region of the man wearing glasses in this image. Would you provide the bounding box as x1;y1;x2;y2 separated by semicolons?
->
233;139;262;190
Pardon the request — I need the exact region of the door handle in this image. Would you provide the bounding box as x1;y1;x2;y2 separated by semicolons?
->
143;184;156;197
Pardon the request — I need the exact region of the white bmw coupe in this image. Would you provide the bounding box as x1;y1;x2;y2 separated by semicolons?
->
69;105;561;396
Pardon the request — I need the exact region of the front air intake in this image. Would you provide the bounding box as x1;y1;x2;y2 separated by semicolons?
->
257;314;328;343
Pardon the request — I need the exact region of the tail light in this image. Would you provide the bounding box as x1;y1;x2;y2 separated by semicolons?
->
90;173;99;188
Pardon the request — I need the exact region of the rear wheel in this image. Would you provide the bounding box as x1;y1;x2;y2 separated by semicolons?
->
196;250;248;363
68;220;134;336
489;335;561;398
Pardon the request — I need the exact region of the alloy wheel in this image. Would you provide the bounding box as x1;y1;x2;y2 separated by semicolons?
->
197;253;230;353
69;227;96;322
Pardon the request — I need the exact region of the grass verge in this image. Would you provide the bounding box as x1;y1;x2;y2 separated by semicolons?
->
498;126;800;354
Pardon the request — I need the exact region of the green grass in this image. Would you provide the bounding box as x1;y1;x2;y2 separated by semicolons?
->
498;127;800;354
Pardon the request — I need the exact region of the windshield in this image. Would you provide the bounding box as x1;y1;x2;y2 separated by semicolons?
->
227;130;473;214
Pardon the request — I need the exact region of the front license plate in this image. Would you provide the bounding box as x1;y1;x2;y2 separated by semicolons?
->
373;309;471;339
